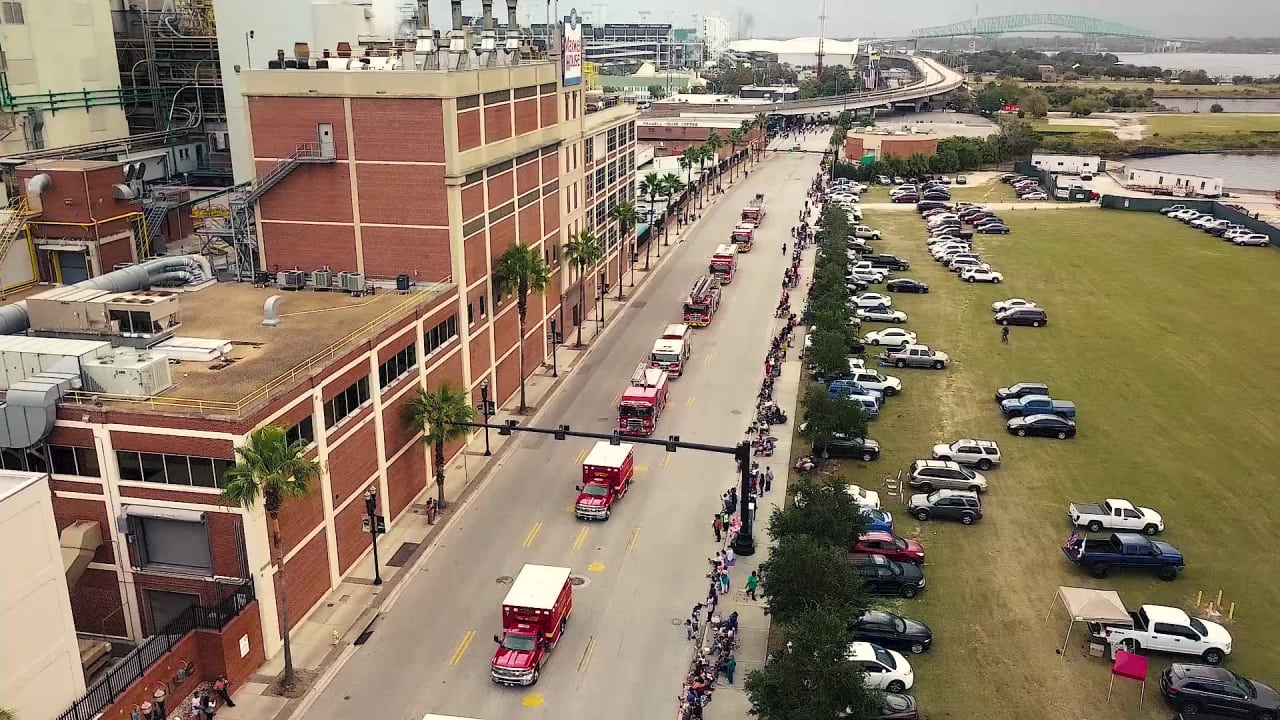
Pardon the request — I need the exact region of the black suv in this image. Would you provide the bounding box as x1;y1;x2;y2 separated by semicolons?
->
907;489;983;525
864;254;911;271
1160;663;1280;719
849;610;933;654
994;307;1048;327
847;552;927;598
813;435;881;462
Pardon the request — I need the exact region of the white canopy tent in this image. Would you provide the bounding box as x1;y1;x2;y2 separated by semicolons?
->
1046;586;1132;658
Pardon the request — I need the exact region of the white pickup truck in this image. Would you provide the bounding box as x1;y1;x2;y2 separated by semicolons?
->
1068;498;1164;536
1105;605;1232;665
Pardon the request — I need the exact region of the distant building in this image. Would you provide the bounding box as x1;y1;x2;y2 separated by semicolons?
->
1124;167;1224;198
1032;153;1101;175
739;85;799;101
637;114;765;157
1038;64;1058;82
728;37;860;68
702;14;732;65
530;22;704;69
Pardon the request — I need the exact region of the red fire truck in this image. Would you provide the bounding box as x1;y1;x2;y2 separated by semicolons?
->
573;441;636;520
650;323;692;377
742;193;766;225
709;244;737;284
682;276;722;326
730;223;756;252
491;564;573;686
617;363;669;436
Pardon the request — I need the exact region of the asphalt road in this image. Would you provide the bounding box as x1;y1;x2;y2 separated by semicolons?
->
302;134;825;720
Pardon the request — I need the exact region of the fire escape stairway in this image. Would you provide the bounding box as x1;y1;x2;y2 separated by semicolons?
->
230;142;335;277
140;201;171;256
0;196;33;274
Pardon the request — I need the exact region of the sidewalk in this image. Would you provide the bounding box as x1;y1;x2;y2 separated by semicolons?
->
698;202;820;719
217;160;762;720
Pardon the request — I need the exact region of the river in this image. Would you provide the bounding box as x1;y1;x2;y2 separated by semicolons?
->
1119;153;1280;191
1114;52;1280;77
1154;98;1280;113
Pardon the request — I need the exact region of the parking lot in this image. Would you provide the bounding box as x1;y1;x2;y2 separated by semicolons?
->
811;207;1280;720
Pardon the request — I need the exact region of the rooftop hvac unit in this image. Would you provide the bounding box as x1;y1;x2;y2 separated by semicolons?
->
395;274;411;292
279;270;307;291
312;267;333;290
338;271;365;294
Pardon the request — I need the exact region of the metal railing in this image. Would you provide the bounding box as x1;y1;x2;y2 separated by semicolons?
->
63;283;451;418
0;195;32;270
55;583;255;720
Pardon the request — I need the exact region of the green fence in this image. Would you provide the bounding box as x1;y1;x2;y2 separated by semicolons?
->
1099;195;1278;244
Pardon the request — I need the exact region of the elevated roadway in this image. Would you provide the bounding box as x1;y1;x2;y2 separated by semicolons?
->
764;56;965;116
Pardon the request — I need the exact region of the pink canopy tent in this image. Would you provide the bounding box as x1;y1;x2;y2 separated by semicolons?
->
1108;649;1149;705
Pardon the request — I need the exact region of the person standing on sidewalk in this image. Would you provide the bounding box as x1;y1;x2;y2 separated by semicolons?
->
746;570;760;600
213;676;236;708
725;655;737;685
712;514;723;543
764;466;774;493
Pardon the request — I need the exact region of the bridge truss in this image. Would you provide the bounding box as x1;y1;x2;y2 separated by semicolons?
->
910;14;1166;42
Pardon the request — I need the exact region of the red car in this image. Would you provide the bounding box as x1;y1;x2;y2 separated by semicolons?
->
853;531;926;564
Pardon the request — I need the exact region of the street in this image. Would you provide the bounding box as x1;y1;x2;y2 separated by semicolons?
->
301;133;826;720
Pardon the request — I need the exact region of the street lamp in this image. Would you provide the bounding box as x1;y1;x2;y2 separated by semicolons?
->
479;379;492;456
731;441;757;556
597;268;607;327
244;30;255;69
363;487;383;585
548;319;559;377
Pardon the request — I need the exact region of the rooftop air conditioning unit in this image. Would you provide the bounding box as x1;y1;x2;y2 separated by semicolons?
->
279;270;307;290
312;267;333;290
338;271;365;294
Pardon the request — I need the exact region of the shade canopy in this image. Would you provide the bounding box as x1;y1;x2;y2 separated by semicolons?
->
1112;650;1149;681
1057;586;1130;624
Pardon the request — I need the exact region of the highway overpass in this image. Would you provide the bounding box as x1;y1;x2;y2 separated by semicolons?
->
763;56;966;116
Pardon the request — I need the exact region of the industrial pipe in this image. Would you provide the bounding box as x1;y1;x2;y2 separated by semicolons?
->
451;0;463;31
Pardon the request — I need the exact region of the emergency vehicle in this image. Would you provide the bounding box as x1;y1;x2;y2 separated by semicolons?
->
682;276;722;326
709;244;737;284
650;323;692;377
730;223;755;252
742;193;766;225
617;363;669;436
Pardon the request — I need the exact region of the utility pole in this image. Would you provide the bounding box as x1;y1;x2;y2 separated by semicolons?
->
815;0;827;78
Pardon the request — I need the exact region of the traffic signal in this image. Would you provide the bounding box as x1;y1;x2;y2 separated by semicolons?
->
665;435;680;452
554;424;569;440
498;419;518;436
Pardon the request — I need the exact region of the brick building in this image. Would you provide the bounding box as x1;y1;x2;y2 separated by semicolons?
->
843;135;938;162
636;114;764;158
11;43;637;717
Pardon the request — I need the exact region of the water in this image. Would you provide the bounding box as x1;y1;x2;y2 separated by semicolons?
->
1154;98;1280;113
1120;153;1280;191
1114;52;1280;78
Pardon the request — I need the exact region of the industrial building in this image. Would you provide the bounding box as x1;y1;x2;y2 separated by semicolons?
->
0;4;638;719
637;113;764;157
530;21;704;70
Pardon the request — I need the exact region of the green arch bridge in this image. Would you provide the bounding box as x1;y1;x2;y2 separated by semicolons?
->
909;14;1177;42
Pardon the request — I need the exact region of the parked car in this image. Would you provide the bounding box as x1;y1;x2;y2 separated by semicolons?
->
931;439;1001;469
1068;498;1164;535
1107;605;1232;665
915;200;952;212
955;175;968;185
1020;192;1048;201
850;269;888;285
975;223;1011;234
852;225;884;241
847;369;903;397
908;489;983;524
1062;532;1184;580
887;278;929;293
795;483;881;509
961;267;1004;283
863;328;917;347
858;306;908;324
828;380;884;404
865;254;911;271
862;507;894;533
1000;395;1076;419
991;298;1037;313
813;434;882;462
995;382;1050;401
1006;414;1077;439
881;344;949;369
850;610;933;654
1159;664;1280;719
847;554;927;599
948;257;991;274
1159;204;1188;215
1233;233;1272;246
892;193;920;203
847;641;916;692
852;532;926;565
853;292;893;309
908;459;987;493
994;307;1047;326
1210;223;1245;237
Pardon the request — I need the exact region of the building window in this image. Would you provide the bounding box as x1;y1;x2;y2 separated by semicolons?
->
479;294;487;318
585;138;594;164
467;302;475;325
458;94;480;110
1;2;25;24
323;376;371;428
130;516;212;575
379;343;418;388
116;451;234;488
1;445;47;473
285;416;315;447
607;128;618;153
49;445;102;477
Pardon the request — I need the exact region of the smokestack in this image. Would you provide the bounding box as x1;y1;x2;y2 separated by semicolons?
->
416;0;430;30
451;0;463;31
506;0;517;34
481;0;494;30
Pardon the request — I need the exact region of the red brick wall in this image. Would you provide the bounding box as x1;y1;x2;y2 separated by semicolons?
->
487;171;514;207
49;425;94;445
350;98;444;163
425;349;465;391
354;163;448;226
489;215;516;261
257;162;354;224
495;350;520;406
468;329;490;386
539;96;557;127
381;387;423;457
462;182;485;220
52;495;115;563
540;154;557;182
361;226;451;281
542;193;560;235
514;99;538;136
880;137;938;159
69;567;127;637
321;363;370;403
276;489;323;555
247;97;347;159
199;600;265;685
376;332;415;364
118;485;235;506
492;306;519;358
484;104;513;143
19;166;133;226
327;420;378;502
280;531;329;630
844;136;866;160
387;444;427;520
516;160;539;194
457;110;482;151
98;631;203;720
207;512;246;579
260;220;358;272
333;498;368;574
464;230;487;286
111;432;234;458
517;205;540;244
99;236;135;272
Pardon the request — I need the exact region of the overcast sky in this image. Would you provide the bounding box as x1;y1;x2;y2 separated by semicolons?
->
385;1;1277;40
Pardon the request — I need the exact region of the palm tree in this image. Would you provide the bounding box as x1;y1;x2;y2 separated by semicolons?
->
704;132;724;190
680;147;700;208
638;172;663;269
660;173;685;242
406;383;475;509
754;112;770;160
611;200;641;298
563;229;603;347
492;243;551;413
221;426;322;690
727;129;745;180
691;145;711;207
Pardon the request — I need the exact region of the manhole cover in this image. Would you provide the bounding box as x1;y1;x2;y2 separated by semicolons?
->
569;575;586;586
496;575;514;585
730;410;742;415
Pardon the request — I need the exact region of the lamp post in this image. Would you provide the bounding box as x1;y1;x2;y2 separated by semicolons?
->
479;379;492;456
597;268;607;328
731;441;757;556
363;487;383;585
244;30;255;69
548;319;559;377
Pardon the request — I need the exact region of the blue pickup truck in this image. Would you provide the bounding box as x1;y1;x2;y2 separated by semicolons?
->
1062;532;1184;581
999;394;1076;419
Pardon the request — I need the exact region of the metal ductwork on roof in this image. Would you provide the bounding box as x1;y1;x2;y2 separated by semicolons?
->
0;371;77;448
61;520;103;588
0;254;212;336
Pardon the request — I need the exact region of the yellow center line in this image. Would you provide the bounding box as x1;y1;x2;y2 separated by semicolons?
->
577;635;597;673
661;454;672;469
627;526;641;552
574;447;588;464
572;527;589;551
449;630;476;666
686;396;696;408
522;522;543;547
634;464;649;473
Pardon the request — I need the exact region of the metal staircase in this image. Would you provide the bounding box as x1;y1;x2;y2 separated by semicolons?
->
230;141;335;280
0;196;33;279
139;201;171;258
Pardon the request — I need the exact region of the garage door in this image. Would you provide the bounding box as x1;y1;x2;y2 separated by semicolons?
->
57;250;89;284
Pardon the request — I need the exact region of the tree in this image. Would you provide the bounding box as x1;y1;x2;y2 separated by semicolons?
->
704;132;724;189
1021;88;1049;118
221;426;322;690
804;326;853;382
492;243;551;413
659;173;685;242
726;129;745;180
611;200;640;300
638;173;663;269
745;610;878;720
754;112;770;159
681;146;704;207
770;474;870;548
562;230;603;347
799;385;870;450
758;534;866;625
406;382;475;510
1210;103;1225;113
647;84;666;100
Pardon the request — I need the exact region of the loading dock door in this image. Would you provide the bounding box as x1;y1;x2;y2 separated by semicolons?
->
57;250;89;284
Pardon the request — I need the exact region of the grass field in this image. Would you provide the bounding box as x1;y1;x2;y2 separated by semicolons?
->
1030;120;1114;134
814;208;1280;720
1146;112;1280;135
856;181;1017;204
1004;79;1280;97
